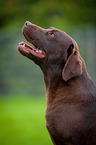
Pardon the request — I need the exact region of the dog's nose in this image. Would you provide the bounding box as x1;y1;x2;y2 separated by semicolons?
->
25;21;32;26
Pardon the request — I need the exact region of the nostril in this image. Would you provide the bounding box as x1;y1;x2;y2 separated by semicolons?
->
25;21;32;26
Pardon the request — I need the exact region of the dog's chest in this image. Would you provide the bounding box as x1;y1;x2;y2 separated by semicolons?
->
45;104;83;140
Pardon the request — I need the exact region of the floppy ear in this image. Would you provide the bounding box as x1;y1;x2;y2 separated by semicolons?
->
62;45;83;81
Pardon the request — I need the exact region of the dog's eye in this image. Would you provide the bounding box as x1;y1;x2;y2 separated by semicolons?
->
48;32;55;37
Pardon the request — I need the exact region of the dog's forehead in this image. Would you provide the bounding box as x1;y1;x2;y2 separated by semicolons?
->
48;27;73;40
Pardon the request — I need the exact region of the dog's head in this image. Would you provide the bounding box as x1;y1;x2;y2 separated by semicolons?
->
18;21;82;81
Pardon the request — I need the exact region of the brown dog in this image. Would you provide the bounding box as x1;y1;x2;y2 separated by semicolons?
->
17;21;96;145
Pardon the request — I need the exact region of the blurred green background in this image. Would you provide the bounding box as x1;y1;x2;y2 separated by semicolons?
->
0;0;96;145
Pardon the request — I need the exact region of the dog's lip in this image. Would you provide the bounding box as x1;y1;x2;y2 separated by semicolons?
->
17;41;46;58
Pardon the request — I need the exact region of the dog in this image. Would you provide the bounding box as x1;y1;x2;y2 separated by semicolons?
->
17;21;96;145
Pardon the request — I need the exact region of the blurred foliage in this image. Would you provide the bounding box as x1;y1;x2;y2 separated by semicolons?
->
0;28;45;95
0;0;96;29
0;0;96;95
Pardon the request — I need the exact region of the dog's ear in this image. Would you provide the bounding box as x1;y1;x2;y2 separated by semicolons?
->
62;44;83;81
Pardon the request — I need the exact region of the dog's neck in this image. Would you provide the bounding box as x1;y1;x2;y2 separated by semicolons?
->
42;60;96;110
42;64;63;92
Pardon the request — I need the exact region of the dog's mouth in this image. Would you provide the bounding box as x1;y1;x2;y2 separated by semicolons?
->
18;41;46;58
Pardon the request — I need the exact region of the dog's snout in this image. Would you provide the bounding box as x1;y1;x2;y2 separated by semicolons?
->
25;21;32;27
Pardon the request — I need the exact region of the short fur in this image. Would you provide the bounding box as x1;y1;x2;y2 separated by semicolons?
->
18;21;96;145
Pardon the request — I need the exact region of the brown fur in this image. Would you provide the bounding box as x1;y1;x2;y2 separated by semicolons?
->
18;21;96;145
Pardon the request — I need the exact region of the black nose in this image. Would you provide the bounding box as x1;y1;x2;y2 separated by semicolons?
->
25;21;32;26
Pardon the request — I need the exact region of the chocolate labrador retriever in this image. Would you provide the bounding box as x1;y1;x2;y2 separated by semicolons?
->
17;21;96;145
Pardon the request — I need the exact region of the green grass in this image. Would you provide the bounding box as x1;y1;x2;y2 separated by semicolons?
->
0;96;52;145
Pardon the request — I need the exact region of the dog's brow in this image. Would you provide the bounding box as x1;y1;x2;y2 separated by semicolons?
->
47;29;58;33
48;27;54;29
